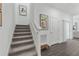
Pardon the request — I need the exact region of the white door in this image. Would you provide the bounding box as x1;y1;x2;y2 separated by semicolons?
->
63;20;70;41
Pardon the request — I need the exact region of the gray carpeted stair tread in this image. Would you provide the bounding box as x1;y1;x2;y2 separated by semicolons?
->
15;29;30;30
16;48;37;56
14;32;31;34
16;25;29;26
11;39;33;45
15;30;30;32
15;29;30;31
16;27;30;28
13;35;32;39
9;43;35;54
16;25;29;27
16;25;30;29
14;32;32;37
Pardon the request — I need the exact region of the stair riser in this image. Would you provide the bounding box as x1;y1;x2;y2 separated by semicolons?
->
12;37;32;42
14;33;32;37
9;46;35;56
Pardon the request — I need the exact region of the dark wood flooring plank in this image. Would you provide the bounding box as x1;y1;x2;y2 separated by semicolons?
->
41;39;79;56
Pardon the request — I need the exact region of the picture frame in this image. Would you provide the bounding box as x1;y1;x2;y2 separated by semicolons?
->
73;25;77;30
73;22;77;30
19;5;27;16
40;14;48;30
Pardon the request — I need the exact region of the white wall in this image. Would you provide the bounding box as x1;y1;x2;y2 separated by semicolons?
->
15;3;30;25
0;3;15;56
31;3;73;46
0;27;2;47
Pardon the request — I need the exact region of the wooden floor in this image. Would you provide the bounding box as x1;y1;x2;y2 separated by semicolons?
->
41;39;79;56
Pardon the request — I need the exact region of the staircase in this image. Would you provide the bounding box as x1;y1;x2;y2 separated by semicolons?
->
9;25;37;56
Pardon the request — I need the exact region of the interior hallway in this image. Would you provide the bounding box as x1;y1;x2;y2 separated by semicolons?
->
1;3;79;56
41;38;79;56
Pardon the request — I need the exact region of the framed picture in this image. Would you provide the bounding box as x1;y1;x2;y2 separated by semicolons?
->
19;5;27;16
73;22;77;30
40;14;48;30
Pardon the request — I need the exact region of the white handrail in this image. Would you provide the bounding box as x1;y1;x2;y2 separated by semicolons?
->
32;22;38;34
30;22;41;56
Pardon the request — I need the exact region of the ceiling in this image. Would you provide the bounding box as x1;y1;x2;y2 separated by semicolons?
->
48;3;79;16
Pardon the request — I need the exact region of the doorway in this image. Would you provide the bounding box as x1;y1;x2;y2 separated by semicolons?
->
63;20;70;42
